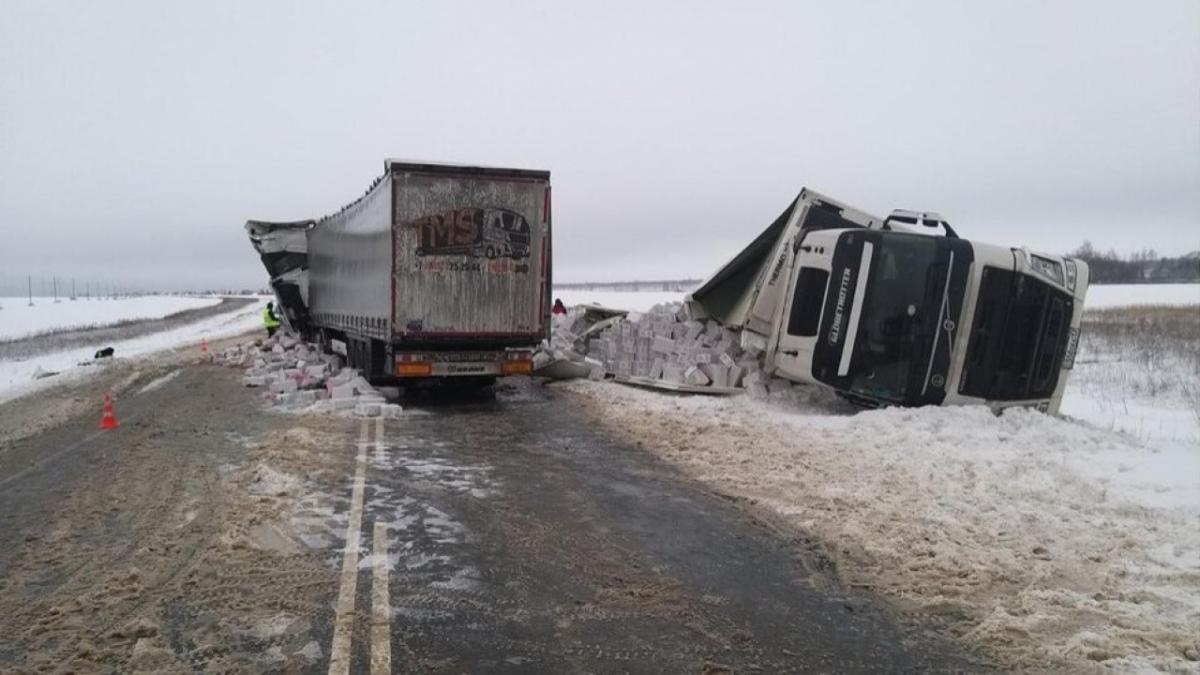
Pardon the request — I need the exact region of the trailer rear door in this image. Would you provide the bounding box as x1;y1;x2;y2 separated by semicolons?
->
391;167;550;342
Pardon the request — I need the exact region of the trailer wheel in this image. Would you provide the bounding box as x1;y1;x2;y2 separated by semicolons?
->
485;245;496;259
349;339;365;372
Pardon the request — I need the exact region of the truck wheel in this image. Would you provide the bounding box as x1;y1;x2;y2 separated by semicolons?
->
366;339;388;383
485;246;496;259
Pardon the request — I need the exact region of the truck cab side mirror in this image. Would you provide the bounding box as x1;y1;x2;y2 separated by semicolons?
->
884;209;959;239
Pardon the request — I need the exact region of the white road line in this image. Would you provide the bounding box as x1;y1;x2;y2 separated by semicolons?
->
370;417;391;674
373;416;386;462
328;418;369;675
370;520;392;675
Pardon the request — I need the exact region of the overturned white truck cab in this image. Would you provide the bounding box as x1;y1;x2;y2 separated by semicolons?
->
687;189;1089;413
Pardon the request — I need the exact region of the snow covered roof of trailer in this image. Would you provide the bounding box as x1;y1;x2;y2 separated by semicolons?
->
244;219;315;233
385;158;550;180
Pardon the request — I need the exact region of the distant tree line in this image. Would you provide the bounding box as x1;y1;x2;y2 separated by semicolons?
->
1067;242;1200;284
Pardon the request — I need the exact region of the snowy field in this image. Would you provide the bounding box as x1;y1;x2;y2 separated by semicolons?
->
553;289;686;312
0;298;266;404
1085;282;1200;308
0;295;220;341
557;282;1200;313
553;283;1199;670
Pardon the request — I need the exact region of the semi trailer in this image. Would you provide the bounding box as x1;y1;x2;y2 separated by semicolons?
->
687;189;1089;413
248;159;552;385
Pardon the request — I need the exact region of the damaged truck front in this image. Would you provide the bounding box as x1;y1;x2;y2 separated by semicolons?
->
688;189;1090;413
245;219;314;334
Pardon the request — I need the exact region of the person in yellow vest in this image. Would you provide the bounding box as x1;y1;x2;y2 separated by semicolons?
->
262;301;281;337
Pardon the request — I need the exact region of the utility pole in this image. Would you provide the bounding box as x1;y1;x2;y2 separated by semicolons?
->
27;276;33;306
71;279;77;300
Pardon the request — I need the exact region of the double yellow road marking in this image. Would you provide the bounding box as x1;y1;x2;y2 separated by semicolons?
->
328;418;391;675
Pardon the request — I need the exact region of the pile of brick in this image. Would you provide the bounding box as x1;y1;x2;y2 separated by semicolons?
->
531;307;610;379
591;307;759;390
216;334;401;417
542;303;808;399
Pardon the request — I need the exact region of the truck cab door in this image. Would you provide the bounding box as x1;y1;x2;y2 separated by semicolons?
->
768;237;836;383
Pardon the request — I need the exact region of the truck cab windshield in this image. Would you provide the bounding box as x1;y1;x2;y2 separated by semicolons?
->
845;236;946;403
808;230;971;406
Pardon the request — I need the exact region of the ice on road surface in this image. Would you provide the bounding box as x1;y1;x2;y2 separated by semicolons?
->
0;295;221;341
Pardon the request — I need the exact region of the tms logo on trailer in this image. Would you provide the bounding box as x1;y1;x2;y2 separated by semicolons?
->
408;207;532;260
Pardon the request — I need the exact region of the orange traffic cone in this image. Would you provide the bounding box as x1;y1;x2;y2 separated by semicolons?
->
99;391;119;430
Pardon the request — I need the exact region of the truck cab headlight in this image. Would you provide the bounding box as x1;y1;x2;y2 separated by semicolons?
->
1030;254;1065;286
1064;259;1077;292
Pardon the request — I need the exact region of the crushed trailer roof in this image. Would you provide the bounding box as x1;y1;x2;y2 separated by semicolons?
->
384;158;550;180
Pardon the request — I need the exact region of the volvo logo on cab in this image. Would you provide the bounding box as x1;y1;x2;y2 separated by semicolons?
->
828;267;852;345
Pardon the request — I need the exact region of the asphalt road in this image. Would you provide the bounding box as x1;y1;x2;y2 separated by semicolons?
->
0;357;989;673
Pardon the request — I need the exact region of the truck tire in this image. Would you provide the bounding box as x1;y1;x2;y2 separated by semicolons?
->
349;338;366;373
367;339;388;383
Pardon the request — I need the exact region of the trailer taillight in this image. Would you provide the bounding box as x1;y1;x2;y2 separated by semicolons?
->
395;362;433;377
502;359;533;375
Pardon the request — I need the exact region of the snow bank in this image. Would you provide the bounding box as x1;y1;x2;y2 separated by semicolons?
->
0;298;266;404
0;295;221;340
562;381;1199;670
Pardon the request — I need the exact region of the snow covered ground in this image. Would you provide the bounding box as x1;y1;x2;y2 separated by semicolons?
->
1063;307;1199;447
0;295;221;341
562;381;1198;670
552;283;1199;670
0;298;266;404
1085;283;1200;309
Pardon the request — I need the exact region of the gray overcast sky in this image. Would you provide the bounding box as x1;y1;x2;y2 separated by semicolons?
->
1;0;1198;291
